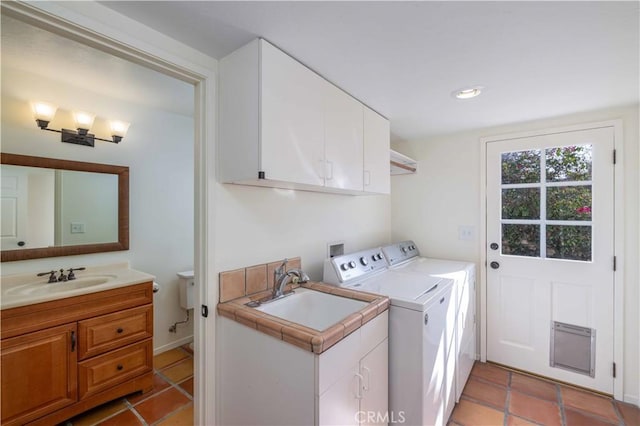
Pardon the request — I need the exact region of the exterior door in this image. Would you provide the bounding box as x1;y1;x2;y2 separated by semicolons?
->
486;126;615;393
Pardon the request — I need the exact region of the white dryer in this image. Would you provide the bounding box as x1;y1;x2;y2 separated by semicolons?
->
382;241;477;414
324;248;455;426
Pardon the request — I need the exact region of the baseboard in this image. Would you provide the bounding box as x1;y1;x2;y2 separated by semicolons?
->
154;335;194;355
623;394;639;406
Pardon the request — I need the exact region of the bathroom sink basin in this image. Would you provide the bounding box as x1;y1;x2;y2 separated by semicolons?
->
4;275;117;297
255;287;367;331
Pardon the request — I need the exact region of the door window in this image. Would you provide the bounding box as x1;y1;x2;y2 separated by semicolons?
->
500;145;593;261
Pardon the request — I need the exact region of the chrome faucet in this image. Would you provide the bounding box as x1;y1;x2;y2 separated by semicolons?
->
272;259;310;299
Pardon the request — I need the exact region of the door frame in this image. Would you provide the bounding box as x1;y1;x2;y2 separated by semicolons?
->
1;2;218;424
479;120;624;400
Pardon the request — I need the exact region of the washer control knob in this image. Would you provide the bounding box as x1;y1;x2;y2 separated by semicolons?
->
348;261;357;269
371;255;377;261
360;257;368;266
377;253;383;260
340;263;349;271
401;247;407;253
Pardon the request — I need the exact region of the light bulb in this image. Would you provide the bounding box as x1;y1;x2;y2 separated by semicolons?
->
73;111;96;131
32;101;58;122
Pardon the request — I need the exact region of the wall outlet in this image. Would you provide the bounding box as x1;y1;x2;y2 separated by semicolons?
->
327;241;345;258
458;225;475;241
70;222;85;234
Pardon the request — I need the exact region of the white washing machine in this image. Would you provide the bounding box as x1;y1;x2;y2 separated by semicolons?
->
324;248;456;426
382;241;477;414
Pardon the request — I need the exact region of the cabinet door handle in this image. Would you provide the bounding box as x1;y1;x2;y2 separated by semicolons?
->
117;327;124;334
326;161;333;180
354;373;364;399
361;366;371;392
70;331;76;352
117;364;124;371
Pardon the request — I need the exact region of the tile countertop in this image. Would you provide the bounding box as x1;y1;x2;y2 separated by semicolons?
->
1;262;155;310
217;281;389;354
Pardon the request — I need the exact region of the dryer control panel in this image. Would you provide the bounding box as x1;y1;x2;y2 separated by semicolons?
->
382;240;420;266
323;248;387;284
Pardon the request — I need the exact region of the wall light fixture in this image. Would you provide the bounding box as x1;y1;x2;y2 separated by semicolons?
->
32;101;130;147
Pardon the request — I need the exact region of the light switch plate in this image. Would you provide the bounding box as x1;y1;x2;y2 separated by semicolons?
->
70;222;85;234
458;225;475;241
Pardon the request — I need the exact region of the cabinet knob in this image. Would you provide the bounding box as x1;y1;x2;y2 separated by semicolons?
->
117;364;124;371
117;328;124;334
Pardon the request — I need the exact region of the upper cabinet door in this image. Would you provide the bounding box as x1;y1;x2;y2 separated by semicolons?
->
260;41;325;186
363;107;390;194
324;83;364;191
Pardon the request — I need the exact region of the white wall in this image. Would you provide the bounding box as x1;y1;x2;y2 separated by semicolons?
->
213;184;391;281
391;104;640;404
1;65;195;353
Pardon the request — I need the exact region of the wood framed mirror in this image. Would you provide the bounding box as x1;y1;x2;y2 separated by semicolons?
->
1;153;129;262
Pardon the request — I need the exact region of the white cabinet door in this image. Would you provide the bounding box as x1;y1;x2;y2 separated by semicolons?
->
360;340;388;426
324;82;364;191
363;107;390;194
318;364;360;426
261;41;325;186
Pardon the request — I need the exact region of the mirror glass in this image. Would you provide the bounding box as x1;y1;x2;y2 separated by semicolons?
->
1;154;128;262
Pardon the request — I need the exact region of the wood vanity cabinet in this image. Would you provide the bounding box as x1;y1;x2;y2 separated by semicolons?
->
0;282;153;426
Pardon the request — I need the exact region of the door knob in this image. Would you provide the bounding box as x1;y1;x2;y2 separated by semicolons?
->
490;243;499;250
17;241;25;247
490;261;500;269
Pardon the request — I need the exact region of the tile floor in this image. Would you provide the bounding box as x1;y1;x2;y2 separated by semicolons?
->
60;351;640;426
61;345;194;426
451;362;640;426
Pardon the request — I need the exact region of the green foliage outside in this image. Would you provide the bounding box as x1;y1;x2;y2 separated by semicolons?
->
501;145;593;260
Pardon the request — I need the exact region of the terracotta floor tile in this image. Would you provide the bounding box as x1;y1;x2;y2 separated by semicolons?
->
161;358;194;383
470;362;510;387
564;408;617;426
616;401;640;425
156;403;194;425
506;415;538;426
451;399;504;426
126;373;171;404
96;409;143;426
461;377;508;410
561;386;618;423
66;398;128;426
154;348;190;370
509;390;561;426
179;377;194;396
510;372;557;402
134;387;190;424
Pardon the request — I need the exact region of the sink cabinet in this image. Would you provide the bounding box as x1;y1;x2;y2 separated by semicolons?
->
0;282;153;426
220;38;390;195
218;311;388;426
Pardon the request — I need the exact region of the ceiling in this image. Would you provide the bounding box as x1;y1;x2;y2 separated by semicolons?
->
1;14;194;117
4;2;638;141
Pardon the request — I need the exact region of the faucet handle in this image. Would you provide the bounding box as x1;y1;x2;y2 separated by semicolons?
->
275;258;288;275
67;267;86;281
58;269;68;282
37;270;58;283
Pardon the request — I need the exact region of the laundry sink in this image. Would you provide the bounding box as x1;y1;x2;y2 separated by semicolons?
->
5;275;117;297
254;287;367;331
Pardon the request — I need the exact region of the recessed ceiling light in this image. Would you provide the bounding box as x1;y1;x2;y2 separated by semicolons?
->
452;86;484;99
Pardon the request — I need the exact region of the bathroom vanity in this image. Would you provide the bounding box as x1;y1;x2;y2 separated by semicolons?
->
0;266;154;426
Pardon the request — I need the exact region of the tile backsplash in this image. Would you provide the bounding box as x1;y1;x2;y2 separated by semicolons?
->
219;257;301;303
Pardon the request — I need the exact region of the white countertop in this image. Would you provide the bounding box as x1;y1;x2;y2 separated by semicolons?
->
1;262;155;310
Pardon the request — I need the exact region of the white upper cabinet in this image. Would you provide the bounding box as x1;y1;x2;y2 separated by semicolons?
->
261;41;325;186
219;38;389;195
363;107;391;194
324;83;364;191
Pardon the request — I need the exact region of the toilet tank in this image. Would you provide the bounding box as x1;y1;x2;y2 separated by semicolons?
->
177;270;195;309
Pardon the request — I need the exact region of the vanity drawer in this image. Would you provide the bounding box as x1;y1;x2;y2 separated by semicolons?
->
78;338;152;399
78;304;153;360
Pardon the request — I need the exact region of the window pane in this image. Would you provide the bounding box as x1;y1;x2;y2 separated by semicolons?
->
502;188;540;219
546;225;592;261
502;150;541;184
547;186;592;221
502;224;540;257
546;145;592;182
